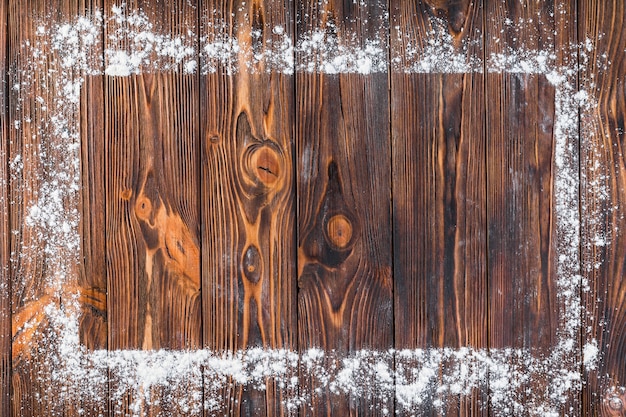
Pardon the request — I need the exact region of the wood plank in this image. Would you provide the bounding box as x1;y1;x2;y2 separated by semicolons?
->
580;1;626;415
79;78;107;352
105;73;203;415
296;1;392;415
61;8;107;417
8;1;102;416
485;1;579;414
390;0;486;415
76;74;108;416
9;2;54;413
0;0;9;414
104;2;202;415
200;0;297;415
104;76;203;352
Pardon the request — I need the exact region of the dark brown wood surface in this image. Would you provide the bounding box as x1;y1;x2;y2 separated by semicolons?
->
2;0;626;416
9;2;53;413
486;1;557;355
580;1;626;416
200;1;296;415
8;1;102;416
79;71;106;354
390;1;486;415
104;2;202;415
105;73;204;415
485;0;578;413
0;0;9;415
296;1;393;415
77;18;107;417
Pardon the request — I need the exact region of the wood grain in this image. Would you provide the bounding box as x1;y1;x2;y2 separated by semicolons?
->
105;73;203;416
390;1;486;415
485;0;579;413
77;45;108;417
8;2;101;416
9;3;52;413
296;1;393;415
104;3;202;414
580;1;626;415
200;1;297;415
4;2;626;415
0;0;9;414
80;76;107;353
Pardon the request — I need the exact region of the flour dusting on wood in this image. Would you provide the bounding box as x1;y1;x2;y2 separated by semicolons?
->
7;4;616;416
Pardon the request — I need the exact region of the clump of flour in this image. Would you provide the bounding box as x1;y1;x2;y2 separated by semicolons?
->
391;17;482;73
106;4;196;75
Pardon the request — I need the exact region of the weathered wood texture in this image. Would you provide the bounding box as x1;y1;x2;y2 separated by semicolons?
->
296;1;393;415
8;1;101;416
9;2;53;413
104;2;202;415
79;79;107;353
105;71;202;414
390;1;486;415
77;31;108;417
580;1;626;416
0;0;9;415
5;1;626;416
200;0;297;415
485;0;578;412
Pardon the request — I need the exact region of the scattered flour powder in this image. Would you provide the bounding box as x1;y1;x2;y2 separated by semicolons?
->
7;3;616;416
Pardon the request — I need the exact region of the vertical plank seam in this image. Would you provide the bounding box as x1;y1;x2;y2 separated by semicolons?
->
197;1;205;415
292;0;300;414
6;2;12;415
481;0;491;414
293;1;301;415
385;1;396;415
575;0;584;413
100;1;111;414
3;0;11;414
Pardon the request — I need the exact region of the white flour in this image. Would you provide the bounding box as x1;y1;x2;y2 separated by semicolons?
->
6;4;614;416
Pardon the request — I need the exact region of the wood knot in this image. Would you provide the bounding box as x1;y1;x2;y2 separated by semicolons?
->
237;111;284;191
209;135;220;144
299;161;358;268
605;387;626;414
326;214;353;249
242;245;262;283
120;189;132;201
135;196;152;221
250;145;281;186
608;397;623;410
